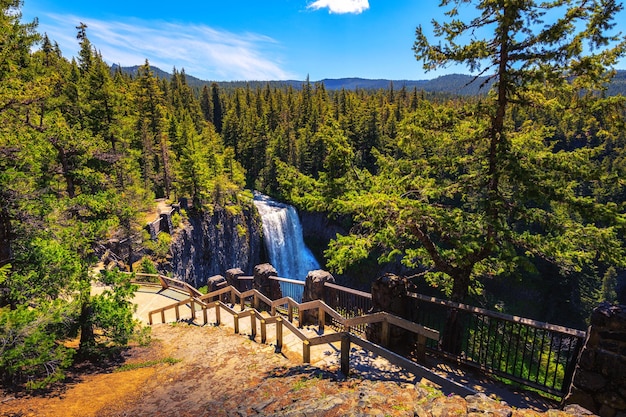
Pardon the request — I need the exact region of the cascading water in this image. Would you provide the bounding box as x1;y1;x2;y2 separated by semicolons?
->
253;192;320;281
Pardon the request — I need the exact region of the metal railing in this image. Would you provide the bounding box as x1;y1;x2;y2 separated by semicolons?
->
321;281;585;397
323;282;372;336
405;292;585;396
270;276;305;302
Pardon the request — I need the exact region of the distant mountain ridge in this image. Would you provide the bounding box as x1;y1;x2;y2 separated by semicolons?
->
111;64;626;96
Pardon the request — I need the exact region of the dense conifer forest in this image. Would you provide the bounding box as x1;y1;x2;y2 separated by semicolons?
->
1;0;626;390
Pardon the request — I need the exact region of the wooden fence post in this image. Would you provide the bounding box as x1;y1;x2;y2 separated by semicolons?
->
381;319;390;347
276;317;283;353
250;314;257;339
303;340;311;363
215;302;221;325
416;334;427;363
261;319;267;343
341;334;350;376
234;314;239;334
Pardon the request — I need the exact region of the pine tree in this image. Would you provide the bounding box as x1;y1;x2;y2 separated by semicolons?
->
410;0;626;302
326;0;626;304
211;82;223;133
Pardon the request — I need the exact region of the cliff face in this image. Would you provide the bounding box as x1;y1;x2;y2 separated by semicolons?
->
167;205;264;288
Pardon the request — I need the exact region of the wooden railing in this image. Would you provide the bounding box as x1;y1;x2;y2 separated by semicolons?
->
132;270;583;398
130;272;203;298
144;284;475;396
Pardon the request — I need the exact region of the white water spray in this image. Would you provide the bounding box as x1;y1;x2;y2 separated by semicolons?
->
253;192;320;281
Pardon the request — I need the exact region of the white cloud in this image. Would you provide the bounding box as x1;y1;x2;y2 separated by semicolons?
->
38;14;296;81
307;0;369;14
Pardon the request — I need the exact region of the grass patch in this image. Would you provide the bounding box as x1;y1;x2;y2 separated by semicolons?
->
114;357;181;373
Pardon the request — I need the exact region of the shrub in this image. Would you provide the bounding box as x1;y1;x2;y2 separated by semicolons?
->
0;302;75;389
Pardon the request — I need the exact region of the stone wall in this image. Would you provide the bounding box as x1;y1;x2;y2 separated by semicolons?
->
564;302;626;417
145;204;180;240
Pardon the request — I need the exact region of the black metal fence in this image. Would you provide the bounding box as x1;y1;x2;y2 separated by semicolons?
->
223;272;585;397
410;293;585;396
323;282;372;336
322;281;585;397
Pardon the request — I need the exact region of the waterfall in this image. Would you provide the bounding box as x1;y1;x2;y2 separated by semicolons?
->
253;192;320;281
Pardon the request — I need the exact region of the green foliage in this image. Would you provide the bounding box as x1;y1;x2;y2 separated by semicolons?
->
141;230;172;260
601;267;618;303
171;211;183;229
91;270;141;347
137;257;158;274
114;356;180;373
0;302;75;389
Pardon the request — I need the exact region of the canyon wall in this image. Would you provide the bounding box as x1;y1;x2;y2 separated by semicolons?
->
167;204;264;288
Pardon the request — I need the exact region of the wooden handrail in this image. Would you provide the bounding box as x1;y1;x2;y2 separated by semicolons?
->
140;283;474;394
129;272;203;298
151;284;440;345
148;296;209;325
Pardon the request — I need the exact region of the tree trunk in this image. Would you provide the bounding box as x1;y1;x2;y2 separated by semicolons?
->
0;206;13;266
57;147;75;198
78;302;95;357
440;269;471;355
450;269;470;303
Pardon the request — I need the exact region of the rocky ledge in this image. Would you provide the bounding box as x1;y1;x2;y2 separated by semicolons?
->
223;366;593;417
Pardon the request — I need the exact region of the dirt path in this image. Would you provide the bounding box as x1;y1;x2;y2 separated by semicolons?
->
1;324;294;417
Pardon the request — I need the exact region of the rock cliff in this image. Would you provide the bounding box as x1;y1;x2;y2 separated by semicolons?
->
166;204;264;288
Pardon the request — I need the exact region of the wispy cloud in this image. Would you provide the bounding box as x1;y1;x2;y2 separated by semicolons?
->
38;14;296;80
307;0;369;14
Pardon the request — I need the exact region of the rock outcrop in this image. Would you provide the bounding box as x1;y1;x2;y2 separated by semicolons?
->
167;204;263;288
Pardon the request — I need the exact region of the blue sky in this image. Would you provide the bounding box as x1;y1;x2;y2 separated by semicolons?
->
20;0;626;82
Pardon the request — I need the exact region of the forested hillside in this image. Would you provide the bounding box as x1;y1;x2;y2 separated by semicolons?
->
115;65;626;97
2;0;626;390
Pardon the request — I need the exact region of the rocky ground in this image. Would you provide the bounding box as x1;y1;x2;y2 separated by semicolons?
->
1;323;592;417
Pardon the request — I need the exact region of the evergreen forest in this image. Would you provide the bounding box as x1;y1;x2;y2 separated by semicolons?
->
2;0;626;389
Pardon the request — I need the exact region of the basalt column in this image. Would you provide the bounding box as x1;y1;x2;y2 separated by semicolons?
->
564;303;626;417
253;263;282;301
366;273;415;354
301;269;336;326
